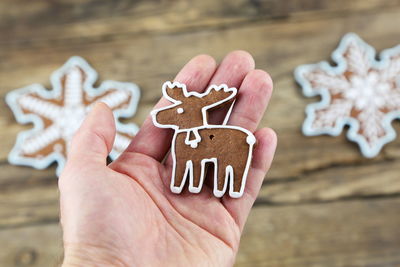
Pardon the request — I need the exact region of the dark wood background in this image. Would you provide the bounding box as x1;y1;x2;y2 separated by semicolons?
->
1;0;400;266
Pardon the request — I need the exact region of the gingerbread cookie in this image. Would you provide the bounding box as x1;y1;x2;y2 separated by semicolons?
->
151;81;256;198
295;33;400;157
6;56;140;175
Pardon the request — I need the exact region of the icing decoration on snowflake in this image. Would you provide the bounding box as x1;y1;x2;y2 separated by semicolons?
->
6;56;140;175
295;33;400;158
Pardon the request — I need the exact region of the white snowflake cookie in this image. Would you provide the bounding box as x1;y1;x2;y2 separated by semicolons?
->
295;33;400;158
6;56;140;175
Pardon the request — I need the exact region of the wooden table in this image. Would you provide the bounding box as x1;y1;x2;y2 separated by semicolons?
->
1;1;400;266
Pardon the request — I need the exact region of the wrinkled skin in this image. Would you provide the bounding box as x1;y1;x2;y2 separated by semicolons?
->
59;51;277;267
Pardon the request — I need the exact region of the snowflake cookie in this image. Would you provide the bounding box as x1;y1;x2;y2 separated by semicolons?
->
295;33;400;157
6;56;140;175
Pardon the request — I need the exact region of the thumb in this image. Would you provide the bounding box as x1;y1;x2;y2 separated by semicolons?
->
67;102;116;166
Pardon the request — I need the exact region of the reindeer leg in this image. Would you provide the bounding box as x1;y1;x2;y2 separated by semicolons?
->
170;159;190;194
189;160;203;193
214;161;229;198
229;157;249;198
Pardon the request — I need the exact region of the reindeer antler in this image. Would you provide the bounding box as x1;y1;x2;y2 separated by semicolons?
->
162;81;187;103
201;85;237;107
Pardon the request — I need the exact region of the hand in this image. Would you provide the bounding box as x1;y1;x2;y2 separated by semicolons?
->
59;51;277;267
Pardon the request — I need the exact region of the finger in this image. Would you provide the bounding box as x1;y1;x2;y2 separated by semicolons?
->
208;50;255;124
66;102;116;167
209;50;255;87
227;69;273;131
222;128;277;231
126;54;217;161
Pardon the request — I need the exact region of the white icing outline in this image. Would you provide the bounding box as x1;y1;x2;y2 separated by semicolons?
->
151;81;256;198
184;128;201;148
295;32;400;158
223;99;236;126
6;56;140;175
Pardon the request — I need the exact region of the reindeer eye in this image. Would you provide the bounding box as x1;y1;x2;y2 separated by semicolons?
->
177;108;184;114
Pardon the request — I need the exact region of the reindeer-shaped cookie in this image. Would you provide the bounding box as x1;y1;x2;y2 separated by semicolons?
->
151;81;256;198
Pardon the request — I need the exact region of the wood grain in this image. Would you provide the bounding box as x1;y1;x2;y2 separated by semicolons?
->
1;197;399;267
237;197;400;267
1;0;400;266
0;223;62;267
1;0;400;48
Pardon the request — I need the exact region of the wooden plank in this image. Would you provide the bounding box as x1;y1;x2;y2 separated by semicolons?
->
1;0;400;47
1;159;399;227
0;153;400;229
236;197;400;267
1;197;399;266
1;156;400;228
0;167;58;228
259;158;400;204
0;223;62;267
0;163;56;190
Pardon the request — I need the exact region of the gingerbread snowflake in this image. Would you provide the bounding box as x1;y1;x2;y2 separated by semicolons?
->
6;56;140;175
295;33;400;157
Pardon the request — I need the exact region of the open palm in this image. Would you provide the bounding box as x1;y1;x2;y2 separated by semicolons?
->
59;51;277;267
